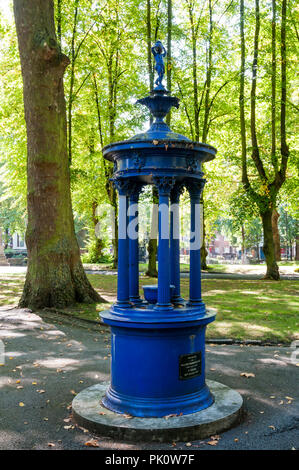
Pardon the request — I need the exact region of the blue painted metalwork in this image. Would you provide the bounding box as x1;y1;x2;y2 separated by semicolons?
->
151;40;167;90
101;41;217;418
129;183;143;305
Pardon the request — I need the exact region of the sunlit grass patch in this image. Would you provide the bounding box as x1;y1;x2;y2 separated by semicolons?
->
0;272;298;342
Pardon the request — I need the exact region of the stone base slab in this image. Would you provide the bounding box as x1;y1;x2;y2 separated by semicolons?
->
72;380;244;443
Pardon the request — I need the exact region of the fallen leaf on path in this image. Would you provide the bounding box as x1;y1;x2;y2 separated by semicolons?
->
185;442;192;447
84;439;99;447
16;380;21;384
285;396;293;401
123;414;133;419
240;372;255;378
207;440;218;446
19;402;25;407
48;443;55;447
79;427;89;433
269;425;275;430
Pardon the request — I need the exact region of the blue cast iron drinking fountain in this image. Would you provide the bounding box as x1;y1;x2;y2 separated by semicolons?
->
72;42;243;440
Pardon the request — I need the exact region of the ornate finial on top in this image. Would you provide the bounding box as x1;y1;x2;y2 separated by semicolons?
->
151;41;167;91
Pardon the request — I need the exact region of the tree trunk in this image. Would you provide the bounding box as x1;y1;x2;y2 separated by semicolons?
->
166;0;172;126
145;4;157;277
146;186;158;278
200;200;208;270
261;210;280;280
93;73;118;268
241;224;245;264
202;0;213;144
56;0;62;43
91;201;104;262
271;208;281;261
67;0;79;165
14;0;103;309
296;232;299;261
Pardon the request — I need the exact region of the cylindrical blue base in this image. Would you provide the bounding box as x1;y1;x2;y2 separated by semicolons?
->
100;307;216;418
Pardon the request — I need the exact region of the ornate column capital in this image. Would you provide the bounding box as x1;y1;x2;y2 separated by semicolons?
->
112;178;132;196
185;179;206;200
170;182;185;204
129;182;144;202
152;176;176;196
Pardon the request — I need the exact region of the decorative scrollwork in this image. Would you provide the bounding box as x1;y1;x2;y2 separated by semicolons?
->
132;152;145;171
152;176;176;196
170;182;185;203
186;157;199;173
129;182;144;202
112;178;132;195
185;179;206;199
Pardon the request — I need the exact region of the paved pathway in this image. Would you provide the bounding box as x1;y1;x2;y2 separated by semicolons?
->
1;266;298;281
0;307;298;450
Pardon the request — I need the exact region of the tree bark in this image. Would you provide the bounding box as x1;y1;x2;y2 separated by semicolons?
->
202;0;213;144
166;0;172;126
91;201;104;261
271;208;281;261
296;231;299;261
13;0;103;309
241;224;245;264
200;199;208;270
145;1;158;277
67;0;79;165
261;209;280;279
56;0;62;43
146;186;158;278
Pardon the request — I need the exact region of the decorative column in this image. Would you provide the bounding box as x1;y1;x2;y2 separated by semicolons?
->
186;179;205;307
128;183;143;305
153;176;175;310
170;183;184;305
114;178;132;308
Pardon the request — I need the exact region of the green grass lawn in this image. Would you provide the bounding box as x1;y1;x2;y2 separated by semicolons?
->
0;273;297;343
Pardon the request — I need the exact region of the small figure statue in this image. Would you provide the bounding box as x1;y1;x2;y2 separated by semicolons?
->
151;41;167;89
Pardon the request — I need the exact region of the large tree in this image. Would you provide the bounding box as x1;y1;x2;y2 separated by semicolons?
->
13;0;103;309
239;0;290;279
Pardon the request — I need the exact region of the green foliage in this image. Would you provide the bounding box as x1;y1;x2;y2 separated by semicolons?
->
0;0;297;250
